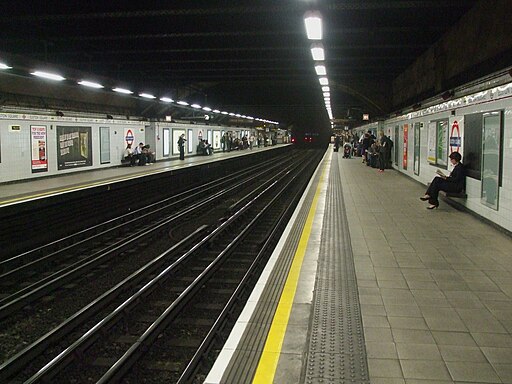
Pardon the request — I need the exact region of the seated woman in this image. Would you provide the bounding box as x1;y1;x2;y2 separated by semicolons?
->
420;152;465;209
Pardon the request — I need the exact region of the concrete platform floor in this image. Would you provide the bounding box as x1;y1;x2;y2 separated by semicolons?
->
339;155;512;383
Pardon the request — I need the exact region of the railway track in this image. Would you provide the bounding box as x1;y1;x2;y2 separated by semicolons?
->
0;148;320;382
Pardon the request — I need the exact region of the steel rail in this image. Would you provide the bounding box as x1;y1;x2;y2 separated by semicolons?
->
0;227;206;382
0;152;306;381
176;157;311;383
0;153;289;275
97;155;316;383
0;154;295;319
24;164;291;383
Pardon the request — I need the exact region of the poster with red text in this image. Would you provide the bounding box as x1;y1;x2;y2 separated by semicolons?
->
403;124;408;170
31;125;48;173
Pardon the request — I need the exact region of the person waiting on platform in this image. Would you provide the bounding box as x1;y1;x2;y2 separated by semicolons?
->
420;152;465;209
123;143;133;165
132;142;147;166
178;134;186;160
377;131;390;173
142;145;155;164
204;140;213;155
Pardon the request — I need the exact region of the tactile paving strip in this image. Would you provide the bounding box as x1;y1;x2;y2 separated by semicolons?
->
303;156;370;384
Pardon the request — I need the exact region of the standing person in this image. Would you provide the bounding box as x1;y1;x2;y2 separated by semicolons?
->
249;134;255;150
221;133;226;152
178;134;186;160
361;133;371;163
227;133;233;152
377;131;389;173
420;152;465;209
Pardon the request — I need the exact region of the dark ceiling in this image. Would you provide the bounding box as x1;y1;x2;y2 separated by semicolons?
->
0;1;478;134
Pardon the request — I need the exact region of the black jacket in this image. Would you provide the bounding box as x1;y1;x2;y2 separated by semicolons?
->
446;163;465;191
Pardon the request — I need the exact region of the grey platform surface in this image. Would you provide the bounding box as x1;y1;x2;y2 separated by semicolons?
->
208;147;512;384
0;145;284;206
337;154;512;383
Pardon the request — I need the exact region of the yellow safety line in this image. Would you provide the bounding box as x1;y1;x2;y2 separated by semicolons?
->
252;159;327;384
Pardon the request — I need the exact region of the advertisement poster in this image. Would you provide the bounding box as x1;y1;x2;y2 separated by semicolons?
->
57;126;93;170
427;122;436;163
437;120;448;167
414;123;421;176
172;129;186;155
403;124;408;170
213;131;221;149
450;120;461;153
30;125;48;173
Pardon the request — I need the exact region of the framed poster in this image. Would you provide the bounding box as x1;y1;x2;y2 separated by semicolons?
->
99;127;110;164
163;128;170;156
436;120;449;167
30;125;48;173
57;126;93;170
481;111;503;210
172;128;186;155
427;122;436;164
403;124;408;170
394;125;399;166
188;129;193;153
213;130;221;150
413;123;421;176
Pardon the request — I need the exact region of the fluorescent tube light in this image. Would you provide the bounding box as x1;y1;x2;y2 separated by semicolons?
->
202;107;212;111
113;87;133;94
78;80;103;89
191;104;201;109
31;71;65;81
0;63;13;70
213;109;221;113
139;93;156;99
319;77;329;85
322;86;330;92
160;97;174;103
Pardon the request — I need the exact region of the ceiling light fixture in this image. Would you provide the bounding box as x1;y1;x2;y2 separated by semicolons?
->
113;87;133;94
315;65;327;76
78;80;104;89
31;71;65;81
191;104;201;109
139;93;156;99
160;97;174;103
322;86;330;92
304;11;323;40
0;63;13;70
319;77;329;85
202;107;212;111
310;43;325;61
177;100;189;106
